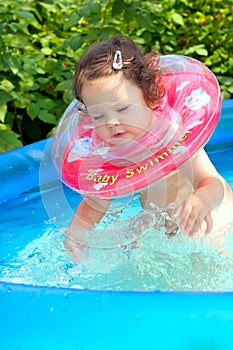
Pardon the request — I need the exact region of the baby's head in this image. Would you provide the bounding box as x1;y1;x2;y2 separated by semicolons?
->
73;35;163;109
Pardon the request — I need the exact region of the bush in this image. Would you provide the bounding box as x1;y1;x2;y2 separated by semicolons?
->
0;0;232;152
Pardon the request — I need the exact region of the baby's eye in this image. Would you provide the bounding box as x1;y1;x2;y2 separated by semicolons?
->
93;114;104;120
117;106;129;112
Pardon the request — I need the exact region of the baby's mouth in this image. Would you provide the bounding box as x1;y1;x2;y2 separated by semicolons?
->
112;131;128;139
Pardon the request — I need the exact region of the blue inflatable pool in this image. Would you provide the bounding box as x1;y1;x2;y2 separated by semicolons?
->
0;100;233;350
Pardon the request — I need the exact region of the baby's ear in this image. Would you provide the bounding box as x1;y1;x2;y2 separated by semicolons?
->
148;101;159;110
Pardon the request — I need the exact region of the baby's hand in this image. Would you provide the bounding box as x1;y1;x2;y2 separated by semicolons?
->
64;229;89;262
172;194;213;236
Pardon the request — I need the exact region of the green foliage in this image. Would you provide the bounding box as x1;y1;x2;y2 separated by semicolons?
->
0;0;232;151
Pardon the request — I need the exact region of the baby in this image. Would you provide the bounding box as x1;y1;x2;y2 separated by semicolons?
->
64;35;233;260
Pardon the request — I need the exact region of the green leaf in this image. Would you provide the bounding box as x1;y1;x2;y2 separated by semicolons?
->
0;126;22;153
90;2;101;14
0;79;15;92
0;104;7;122
166;0;177;8
79;3;91;17
112;0;126;16
36;98;56;110
196;48;208;56
18;11;36;21
41;48;53;55
227;85;233;94
0;90;12;105
38;110;57;124
63;89;73;105
64;13;80;31
69;36;83;51
5;33;30;49
217;76;233;86
183;44;208;56
135;13;153;30
39;2;58;12
179;0;189;5
27;103;40;120
172;13;184;26
55;79;73;92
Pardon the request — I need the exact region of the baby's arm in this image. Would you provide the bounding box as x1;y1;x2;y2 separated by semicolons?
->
173;148;227;236
65;197;111;260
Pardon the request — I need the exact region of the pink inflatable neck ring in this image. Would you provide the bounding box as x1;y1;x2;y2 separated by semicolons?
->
52;55;221;198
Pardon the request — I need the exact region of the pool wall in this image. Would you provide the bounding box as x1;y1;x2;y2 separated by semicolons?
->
0;100;233;350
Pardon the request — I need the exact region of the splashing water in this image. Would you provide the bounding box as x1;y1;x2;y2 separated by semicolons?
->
1;187;233;292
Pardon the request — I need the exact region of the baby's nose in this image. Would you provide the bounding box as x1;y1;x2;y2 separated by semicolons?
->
106;116;120;127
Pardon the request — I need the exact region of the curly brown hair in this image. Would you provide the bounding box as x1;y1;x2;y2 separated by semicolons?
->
73;35;164;109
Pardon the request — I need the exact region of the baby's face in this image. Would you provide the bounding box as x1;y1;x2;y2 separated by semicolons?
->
81;74;154;145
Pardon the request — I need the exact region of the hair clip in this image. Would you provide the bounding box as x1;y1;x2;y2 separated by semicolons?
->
112;50;123;70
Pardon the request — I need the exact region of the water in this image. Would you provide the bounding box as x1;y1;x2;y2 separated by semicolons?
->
0;147;233;292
